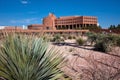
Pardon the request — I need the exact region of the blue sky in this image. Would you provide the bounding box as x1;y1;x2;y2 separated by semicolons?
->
0;0;120;28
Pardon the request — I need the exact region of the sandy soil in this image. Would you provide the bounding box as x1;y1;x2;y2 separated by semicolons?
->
50;41;120;80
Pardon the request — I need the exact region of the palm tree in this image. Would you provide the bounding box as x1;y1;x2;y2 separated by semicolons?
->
0;33;64;80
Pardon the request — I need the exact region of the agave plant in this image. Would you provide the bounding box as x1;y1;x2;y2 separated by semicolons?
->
0;33;64;80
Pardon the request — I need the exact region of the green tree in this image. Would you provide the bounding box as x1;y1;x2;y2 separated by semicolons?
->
108;25;116;29
116;24;120;29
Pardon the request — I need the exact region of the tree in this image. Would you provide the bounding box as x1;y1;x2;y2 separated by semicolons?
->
108;25;116;29
86;25;101;31
116;24;120;29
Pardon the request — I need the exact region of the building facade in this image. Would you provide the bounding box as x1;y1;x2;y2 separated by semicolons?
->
28;13;98;30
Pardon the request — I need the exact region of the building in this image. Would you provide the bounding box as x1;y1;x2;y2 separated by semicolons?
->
28;13;98;30
4;26;23;30
28;24;45;30
0;13;98;36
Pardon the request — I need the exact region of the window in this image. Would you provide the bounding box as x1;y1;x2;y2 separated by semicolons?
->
46;27;50;30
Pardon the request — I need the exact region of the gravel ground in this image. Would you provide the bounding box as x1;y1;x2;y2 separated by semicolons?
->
50;42;120;80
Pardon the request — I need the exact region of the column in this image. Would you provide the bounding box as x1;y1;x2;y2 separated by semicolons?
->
79;24;81;29
84;24;86;29
66;25;68;29
72;24;74;29
68;25;70;29
76;24;77;29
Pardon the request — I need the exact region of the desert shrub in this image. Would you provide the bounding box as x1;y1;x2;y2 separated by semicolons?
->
52;34;64;43
68;35;76;39
86;32;98;45
61;34;67;40
94;34;116;52
94;40;113;52
116;36;120;47
76;38;84;46
52;34;61;41
86;32;120;52
106;34;118;45
0;33;64;80
43;35;52;41
68;35;72;39
72;36;76;39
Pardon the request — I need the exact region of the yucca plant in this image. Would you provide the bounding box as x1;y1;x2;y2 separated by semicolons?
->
0;33;64;80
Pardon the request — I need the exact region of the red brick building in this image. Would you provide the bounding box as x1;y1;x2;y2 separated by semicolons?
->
27;24;45;30
4;26;23;30
28;13;98;30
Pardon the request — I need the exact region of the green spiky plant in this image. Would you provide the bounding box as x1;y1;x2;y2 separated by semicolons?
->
0;33;64;80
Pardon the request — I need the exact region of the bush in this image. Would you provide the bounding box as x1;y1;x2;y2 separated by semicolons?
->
0;33;64;80
52;34;64;43
116;36;120;47
73;36;76;39
94;34;115;52
76;38;84;46
61;34;67;40
68;35;72;39
52;34;61;41
86;33;120;52
94;40;113;52
86;32;98;45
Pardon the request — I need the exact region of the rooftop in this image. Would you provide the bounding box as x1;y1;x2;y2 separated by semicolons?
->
58;16;81;19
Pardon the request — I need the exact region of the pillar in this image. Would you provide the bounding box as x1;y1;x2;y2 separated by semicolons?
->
68;25;70;29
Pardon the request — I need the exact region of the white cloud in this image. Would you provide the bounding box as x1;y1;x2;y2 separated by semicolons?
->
21;0;29;4
10;18;39;24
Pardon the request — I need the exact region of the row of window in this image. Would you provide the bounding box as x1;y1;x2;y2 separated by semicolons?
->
83;21;97;23
55;20;97;24
55;21;97;25
83;17;97;19
55;24;97;27
83;19;97;21
55;18;82;21
55;21;82;24
57;17;93;20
